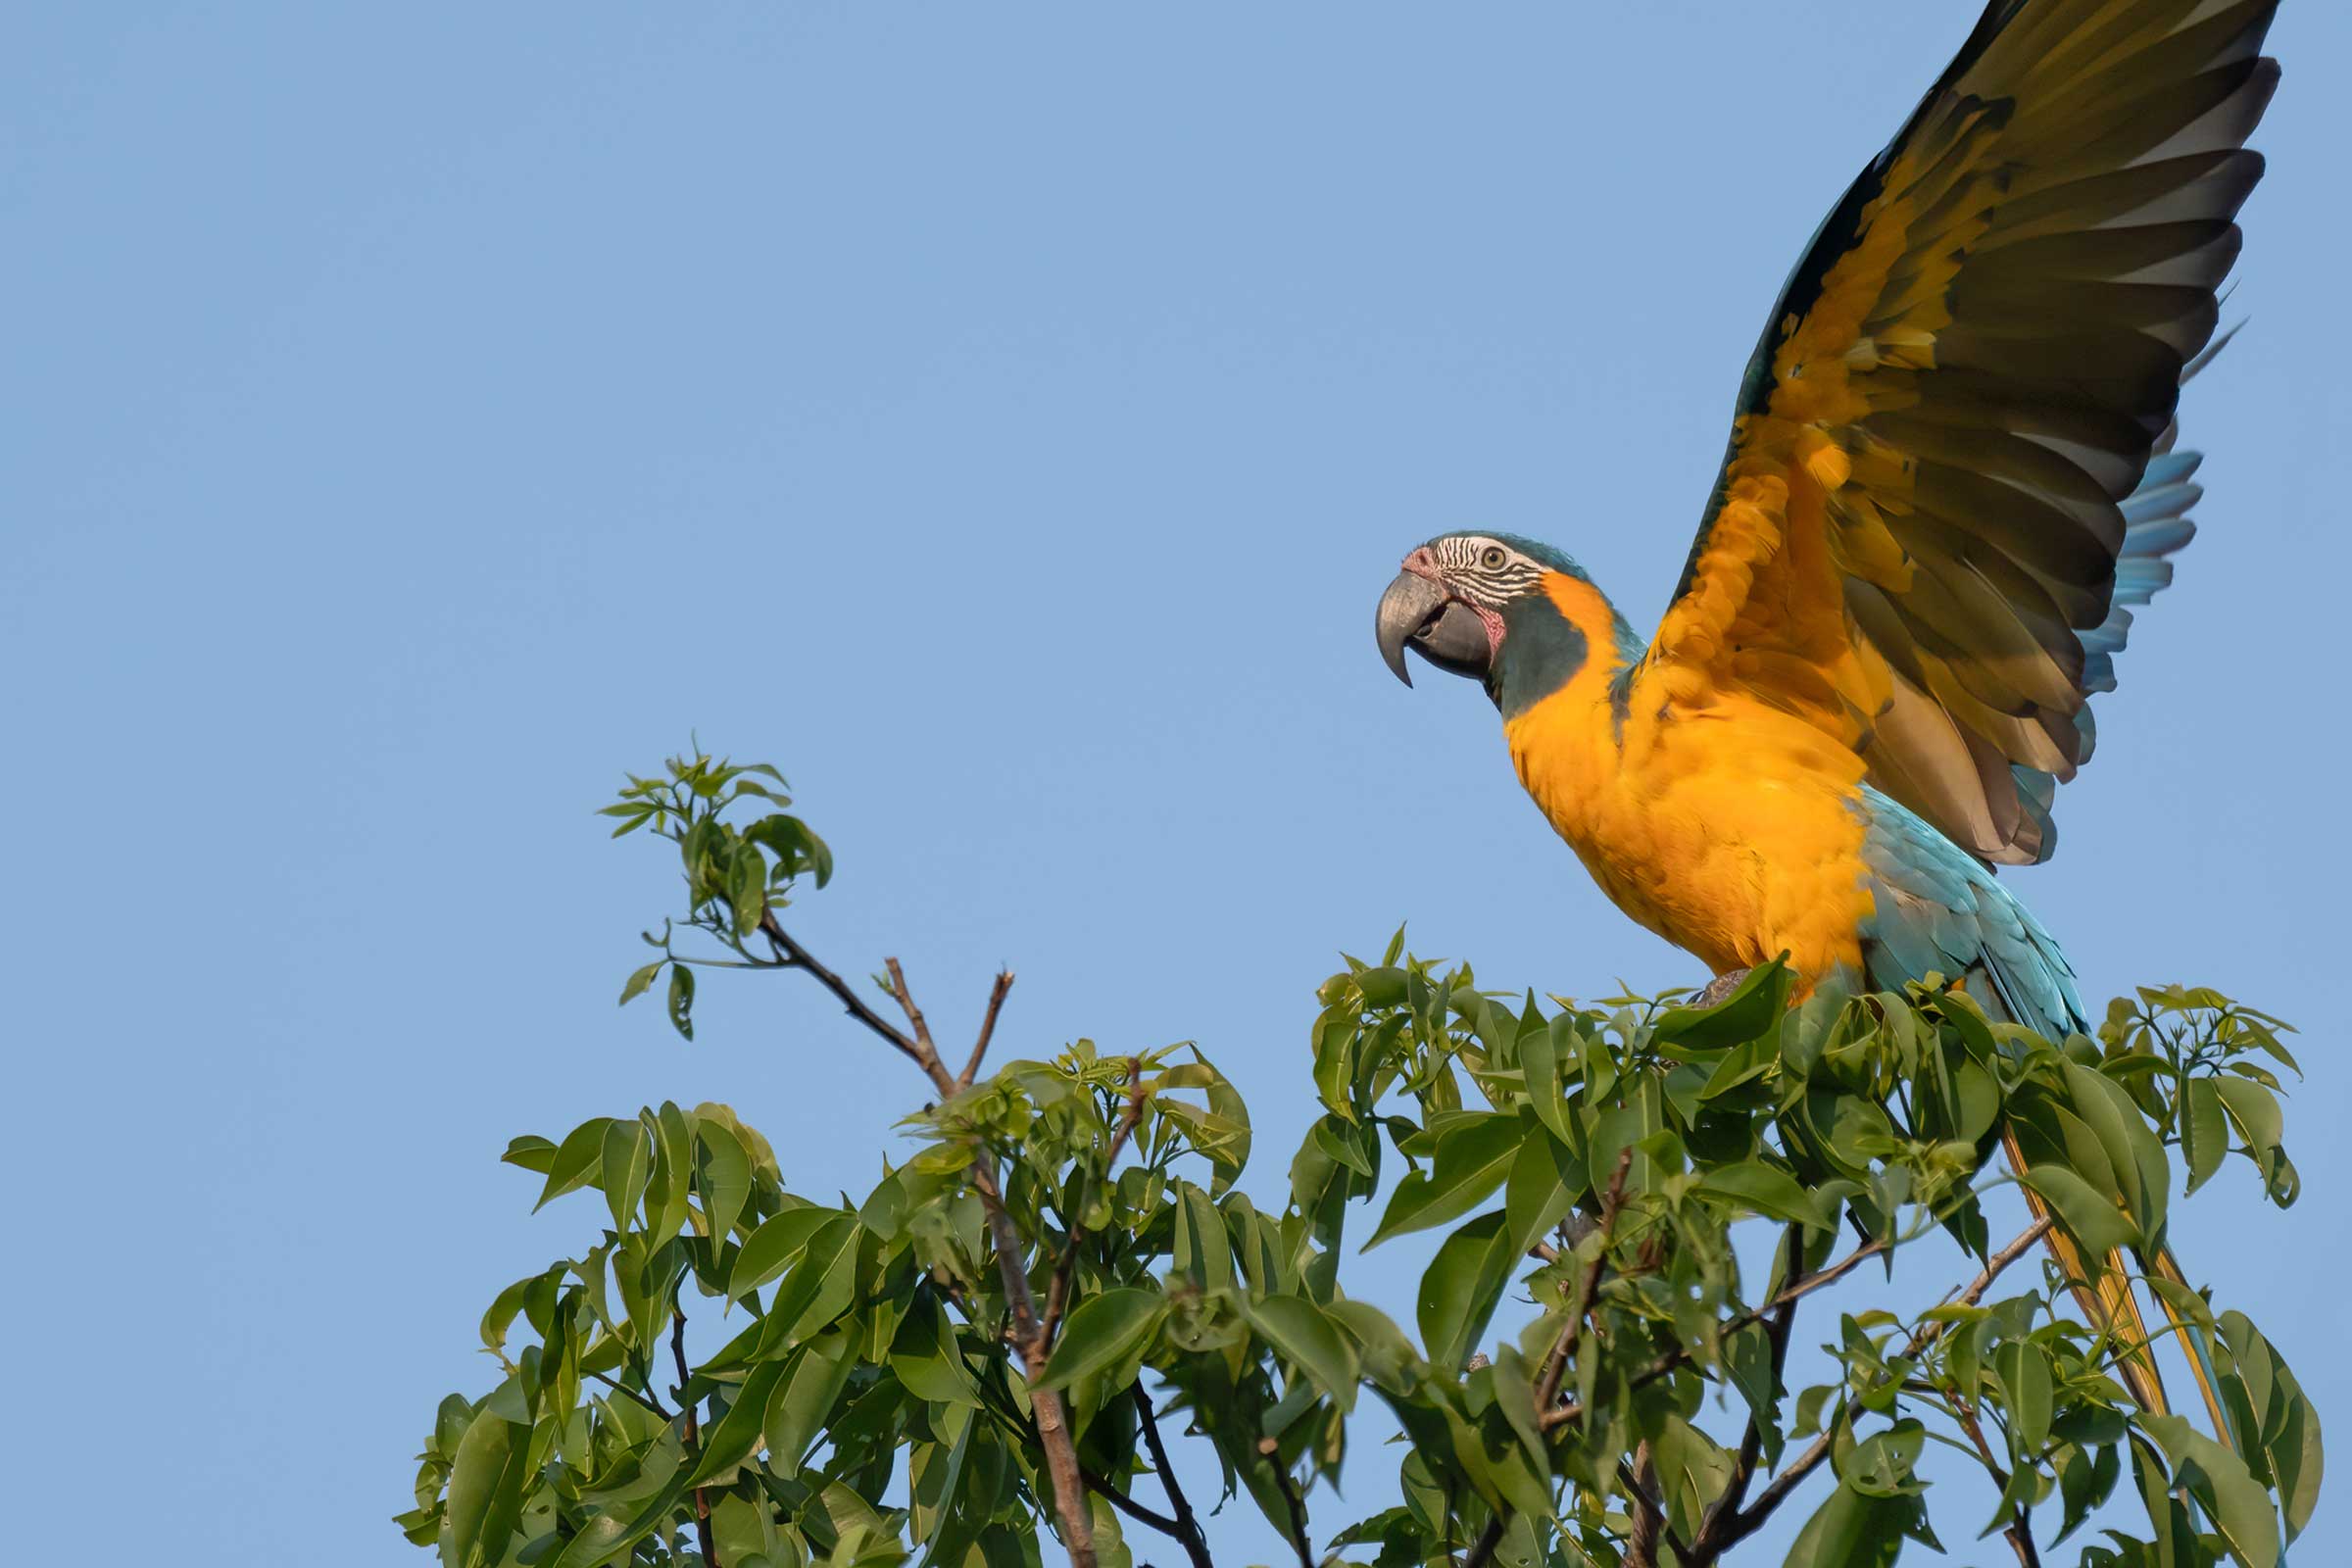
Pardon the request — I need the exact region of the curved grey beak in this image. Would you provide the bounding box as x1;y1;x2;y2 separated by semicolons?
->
1375;571;1493;687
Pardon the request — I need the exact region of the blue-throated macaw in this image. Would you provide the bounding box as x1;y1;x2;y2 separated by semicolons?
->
1374;0;2278;1486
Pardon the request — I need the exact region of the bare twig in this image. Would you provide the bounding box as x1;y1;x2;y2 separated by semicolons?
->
1959;1215;2058;1310
757;911;930;1077
884;956;940;1063
1688;1227;1806;1559
670;1312;721;1568
1130;1385;1215;1568
959;969;1016;1090
587;1369;674;1423
1690;1241;1802;1561
1477;1152;1637;1565
1949;1384;2042;1568
1259;1439;1315;1568
1535;1149;1632;1411
1041;1061;1150;1349
1770;1233;1887;1307
759;921;1096;1567
1082;1469;1187;1538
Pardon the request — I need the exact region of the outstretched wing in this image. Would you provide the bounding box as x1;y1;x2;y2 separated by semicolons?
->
1642;0;2278;864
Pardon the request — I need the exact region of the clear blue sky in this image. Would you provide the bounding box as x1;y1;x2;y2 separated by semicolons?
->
6;4;2344;1562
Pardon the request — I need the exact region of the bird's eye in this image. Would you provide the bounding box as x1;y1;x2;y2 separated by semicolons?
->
1480;546;1507;570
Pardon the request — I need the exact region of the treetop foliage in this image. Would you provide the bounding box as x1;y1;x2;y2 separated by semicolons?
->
398;749;2321;1568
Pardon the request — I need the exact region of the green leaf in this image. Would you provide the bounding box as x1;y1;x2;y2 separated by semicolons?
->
1194;1050;1253;1195
534;1117;615;1211
478;1276;533;1355
439;1410;530;1568
2214;1078;2282;1157
728;1205;833;1306
1241;1295;1359;1413
1312;1013;1356;1121
1522;1015;1576;1144
1725;1320;1785;1468
911;1415;985;1568
1171;1182;1234;1293
2219;1311;2324;1543
695;1121;753;1242
614;1233;689;1355
601;1117;654;1233
729;847;766;937
1416;1209;1516;1374
1502;1125;1584;1259
499;1135;557;1175
648;1102;697;1241
684;1359;791;1487
1367;1112;1519;1248
2062;1061;2169;1241
2018;1163;2137;1257
1697;1158;1837;1232
1782;1477;1908;1568
1698;1033;1779;1101
618;960;664;1006
1325;1298;1422;1396
2183;1078;2229;1197
763;1213;861;1351
1997;1340;2054;1455
667;963;696;1041
763;1330;860;1478
1356;966;1408;1008
2140;1411;2280;1568
890;1293;982;1407
546;1468;695;1568
1652;958;1793;1053
1037;1288;1166;1392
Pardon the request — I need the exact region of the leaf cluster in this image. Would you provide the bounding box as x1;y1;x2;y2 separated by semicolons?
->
397;755;2323;1568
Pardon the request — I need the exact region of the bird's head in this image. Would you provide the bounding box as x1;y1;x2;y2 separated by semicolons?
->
1375;532;1609;709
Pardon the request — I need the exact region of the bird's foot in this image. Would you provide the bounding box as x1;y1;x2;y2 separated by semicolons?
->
1690;967;1753;1009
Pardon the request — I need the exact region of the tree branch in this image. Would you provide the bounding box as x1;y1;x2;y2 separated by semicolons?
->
1620;1449;1675;1568
883;956;943;1074
670;1311;721;1568
1950;1398;2043;1568
1259;1438;1314;1568
1690;1228;1803;1561
587;1369;674;1423
1130;1384;1215;1568
757;911;931;1079
1536;1149;1632;1412
1471;1152;1637;1567
1082;1469;1187;1539
959;969;1016;1090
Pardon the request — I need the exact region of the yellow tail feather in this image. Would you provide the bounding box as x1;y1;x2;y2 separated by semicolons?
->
2001;1126;2170;1415
2144;1244;2236;1443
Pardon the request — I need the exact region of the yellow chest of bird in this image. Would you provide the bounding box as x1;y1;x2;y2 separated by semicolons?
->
1500;583;1875;983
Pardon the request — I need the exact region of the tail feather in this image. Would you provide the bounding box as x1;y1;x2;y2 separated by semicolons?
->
2002;1123;2169;1415
2144;1245;2237;1445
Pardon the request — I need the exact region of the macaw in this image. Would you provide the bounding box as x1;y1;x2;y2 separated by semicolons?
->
1375;0;2278;1494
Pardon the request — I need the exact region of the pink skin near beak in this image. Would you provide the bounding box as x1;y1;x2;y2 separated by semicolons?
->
1400;547;1507;657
